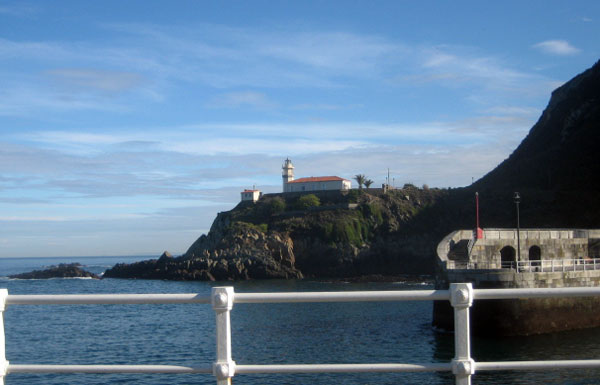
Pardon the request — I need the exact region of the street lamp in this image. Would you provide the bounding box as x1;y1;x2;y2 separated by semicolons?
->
514;192;521;270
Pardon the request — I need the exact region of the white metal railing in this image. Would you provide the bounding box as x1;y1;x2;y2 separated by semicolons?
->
447;258;600;272
2;286;600;385
513;258;600;272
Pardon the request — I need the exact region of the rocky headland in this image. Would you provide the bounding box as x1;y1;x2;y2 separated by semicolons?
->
104;59;600;281
9;263;100;279
104;188;447;281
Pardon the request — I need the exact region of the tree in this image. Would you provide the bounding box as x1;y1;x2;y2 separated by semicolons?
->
364;179;374;189
296;194;321;210
354;174;366;189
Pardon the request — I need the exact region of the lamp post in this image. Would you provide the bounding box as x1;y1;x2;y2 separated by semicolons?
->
514;192;521;270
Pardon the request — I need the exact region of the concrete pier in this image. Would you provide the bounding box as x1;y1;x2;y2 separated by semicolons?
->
434;228;600;335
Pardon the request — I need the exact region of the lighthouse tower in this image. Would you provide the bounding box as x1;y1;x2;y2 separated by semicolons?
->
282;158;294;192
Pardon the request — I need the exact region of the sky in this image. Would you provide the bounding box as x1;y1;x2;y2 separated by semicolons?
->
1;1;599;258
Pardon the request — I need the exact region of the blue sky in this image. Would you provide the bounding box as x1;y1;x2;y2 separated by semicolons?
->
1;1;599;258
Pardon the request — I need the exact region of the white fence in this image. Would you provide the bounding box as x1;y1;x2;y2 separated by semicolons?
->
512;258;600;272
2;285;600;385
447;258;600;272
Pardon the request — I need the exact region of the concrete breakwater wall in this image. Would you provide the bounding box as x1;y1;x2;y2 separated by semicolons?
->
434;228;600;335
433;294;600;336
440;229;600;270
434;268;600;335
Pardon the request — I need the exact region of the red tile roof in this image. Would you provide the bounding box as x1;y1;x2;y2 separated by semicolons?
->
287;176;348;183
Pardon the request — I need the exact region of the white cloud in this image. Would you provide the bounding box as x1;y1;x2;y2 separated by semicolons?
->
483;106;541;116
291;103;362;111
0;216;67;221
533;40;580;56
257;32;400;72
206;91;277;109
0;85;127;116
418;47;532;87
47;69;144;93
2;111;535;197
0;25;563;119
32;131;123;145
18;114;534;159
389;45;558;104
0;4;39;16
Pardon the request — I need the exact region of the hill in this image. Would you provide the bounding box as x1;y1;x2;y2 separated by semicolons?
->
104;59;600;281
478;59;600;192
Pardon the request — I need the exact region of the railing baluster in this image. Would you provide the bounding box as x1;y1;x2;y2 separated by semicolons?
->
212;287;235;385
450;283;475;385
0;289;7;385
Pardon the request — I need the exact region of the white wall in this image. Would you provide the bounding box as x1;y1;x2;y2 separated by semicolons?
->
285;179;350;193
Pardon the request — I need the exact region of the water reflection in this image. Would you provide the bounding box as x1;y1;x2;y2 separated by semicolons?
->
432;325;600;384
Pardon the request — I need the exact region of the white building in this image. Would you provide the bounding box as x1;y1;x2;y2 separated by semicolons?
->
282;158;351;193
240;189;261;202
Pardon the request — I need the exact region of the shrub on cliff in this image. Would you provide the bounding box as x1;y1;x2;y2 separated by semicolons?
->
269;196;286;214
296;194;321;210
331;217;364;246
361;203;384;226
230;221;268;233
347;189;363;203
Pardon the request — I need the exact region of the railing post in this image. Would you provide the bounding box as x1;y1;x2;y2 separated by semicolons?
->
0;289;8;385
212;287;235;385
450;283;475;385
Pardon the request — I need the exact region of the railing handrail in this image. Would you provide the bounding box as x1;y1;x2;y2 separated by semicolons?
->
7;286;600;304
6;293;211;305
2;286;600;385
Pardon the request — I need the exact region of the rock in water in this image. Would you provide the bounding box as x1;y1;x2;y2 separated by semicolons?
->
9;263;100;279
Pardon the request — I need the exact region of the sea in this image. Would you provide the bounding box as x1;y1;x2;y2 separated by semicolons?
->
1;256;600;385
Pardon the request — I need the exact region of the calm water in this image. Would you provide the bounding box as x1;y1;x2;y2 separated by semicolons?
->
1;256;600;384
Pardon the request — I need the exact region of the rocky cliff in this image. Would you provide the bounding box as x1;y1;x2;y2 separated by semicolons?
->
105;187;448;280
105;59;600;281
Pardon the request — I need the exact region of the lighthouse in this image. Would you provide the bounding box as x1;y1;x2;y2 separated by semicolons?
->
282;158;294;192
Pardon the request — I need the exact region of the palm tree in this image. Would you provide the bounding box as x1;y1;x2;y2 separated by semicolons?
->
364;179;373;189
354;174;366;189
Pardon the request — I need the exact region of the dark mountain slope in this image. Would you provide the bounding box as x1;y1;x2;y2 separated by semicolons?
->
476;59;600;192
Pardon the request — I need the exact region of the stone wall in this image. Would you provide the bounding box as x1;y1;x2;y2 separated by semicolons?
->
444;269;600;289
438;228;600;269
